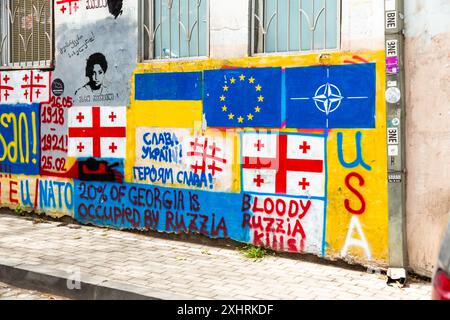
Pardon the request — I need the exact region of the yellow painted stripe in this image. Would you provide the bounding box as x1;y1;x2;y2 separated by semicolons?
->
132;100;202;128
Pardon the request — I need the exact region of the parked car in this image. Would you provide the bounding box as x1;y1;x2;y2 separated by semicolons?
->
432;220;450;300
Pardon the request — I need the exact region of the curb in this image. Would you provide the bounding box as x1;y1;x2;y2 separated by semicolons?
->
0;260;188;300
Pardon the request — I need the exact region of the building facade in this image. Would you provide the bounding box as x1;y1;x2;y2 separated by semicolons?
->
0;0;447;277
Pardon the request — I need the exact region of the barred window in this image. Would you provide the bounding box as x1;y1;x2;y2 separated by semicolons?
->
140;0;209;60
251;0;339;54
0;0;52;69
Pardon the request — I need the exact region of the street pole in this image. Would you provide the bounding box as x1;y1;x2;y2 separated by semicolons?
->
384;0;408;283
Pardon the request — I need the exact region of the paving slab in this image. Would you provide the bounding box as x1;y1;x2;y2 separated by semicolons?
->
0;211;432;300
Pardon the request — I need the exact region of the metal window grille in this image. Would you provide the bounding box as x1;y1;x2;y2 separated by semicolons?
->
140;0;209;60
251;0;339;54
0;0;53;69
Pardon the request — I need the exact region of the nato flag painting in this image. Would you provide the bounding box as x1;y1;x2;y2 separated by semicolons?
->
286;63;376;129
204;67;282;128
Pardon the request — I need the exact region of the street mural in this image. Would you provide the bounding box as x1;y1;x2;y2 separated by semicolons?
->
0;2;389;267
54;2;137;107
133;128;234;191
126;52;389;265
0;104;40;175
0;174;73;218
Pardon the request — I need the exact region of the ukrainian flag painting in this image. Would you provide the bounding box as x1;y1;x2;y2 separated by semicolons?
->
134;72;203;128
203;68;282;128
135;72;202;101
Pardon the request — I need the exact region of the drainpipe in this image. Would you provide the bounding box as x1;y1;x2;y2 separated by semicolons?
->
384;0;408;284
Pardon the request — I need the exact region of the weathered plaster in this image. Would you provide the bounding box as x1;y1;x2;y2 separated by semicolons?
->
341;0;385;51
209;0;249;58
405;0;450;276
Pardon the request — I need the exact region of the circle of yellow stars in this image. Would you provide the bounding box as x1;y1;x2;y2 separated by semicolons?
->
219;73;264;124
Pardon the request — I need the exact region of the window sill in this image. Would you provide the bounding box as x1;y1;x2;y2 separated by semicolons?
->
0;62;54;71
251;48;340;58
140;56;210;64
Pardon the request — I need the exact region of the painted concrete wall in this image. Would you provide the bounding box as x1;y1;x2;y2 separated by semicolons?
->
210;0;249;58
0;0;390;270
404;0;450;276
54;3;138;106
341;0;385;51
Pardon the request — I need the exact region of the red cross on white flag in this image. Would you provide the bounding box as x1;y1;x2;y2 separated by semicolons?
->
242;133;326;197
56;0;80;15
0;72;14;103
68;106;126;158
0;70;50;103
20;70;50;103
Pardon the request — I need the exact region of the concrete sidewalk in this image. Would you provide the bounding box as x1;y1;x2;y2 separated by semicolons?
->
0;212;431;300
0;281;68;300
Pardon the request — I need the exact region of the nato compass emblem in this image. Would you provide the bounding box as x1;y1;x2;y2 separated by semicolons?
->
312;83;344;115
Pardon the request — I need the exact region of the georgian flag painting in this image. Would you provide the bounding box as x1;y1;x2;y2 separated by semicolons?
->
0;70;51;104
241;132;326;198
68;106;126;158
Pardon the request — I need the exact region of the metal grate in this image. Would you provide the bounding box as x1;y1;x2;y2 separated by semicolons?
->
140;0;209;60
0;0;53;69
251;0;339;54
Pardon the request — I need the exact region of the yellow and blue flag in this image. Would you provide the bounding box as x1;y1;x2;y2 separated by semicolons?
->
203;68;282;128
133;72;203;128
135;72;202;101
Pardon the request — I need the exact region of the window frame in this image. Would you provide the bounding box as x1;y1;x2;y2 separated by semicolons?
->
0;0;54;70
250;0;341;57
139;0;210;62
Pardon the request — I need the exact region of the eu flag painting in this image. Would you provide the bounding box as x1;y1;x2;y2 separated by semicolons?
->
204;67;282;128
285;63;376;129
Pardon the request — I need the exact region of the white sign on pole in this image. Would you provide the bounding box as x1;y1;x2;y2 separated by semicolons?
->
386;11;398;29
385;0;396;11
386;39;398;57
